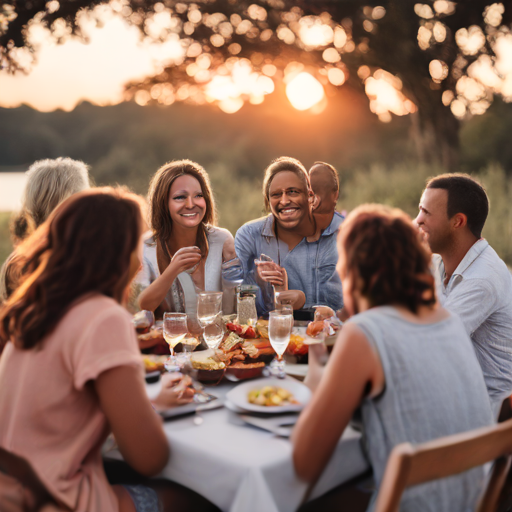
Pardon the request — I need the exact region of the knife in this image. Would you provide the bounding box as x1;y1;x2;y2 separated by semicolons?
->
239;414;296;437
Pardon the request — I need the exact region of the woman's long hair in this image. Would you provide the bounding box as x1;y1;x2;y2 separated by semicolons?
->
338;204;436;314
148;159;217;257
0;187;143;351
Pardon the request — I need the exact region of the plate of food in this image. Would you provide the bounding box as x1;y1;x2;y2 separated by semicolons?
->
226;377;311;413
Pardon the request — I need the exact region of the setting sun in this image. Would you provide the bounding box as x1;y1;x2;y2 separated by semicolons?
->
285;72;325;111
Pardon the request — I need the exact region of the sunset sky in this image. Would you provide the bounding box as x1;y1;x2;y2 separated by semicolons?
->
0;15;183;112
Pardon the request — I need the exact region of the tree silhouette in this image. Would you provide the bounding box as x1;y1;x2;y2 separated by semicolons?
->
1;0;511;169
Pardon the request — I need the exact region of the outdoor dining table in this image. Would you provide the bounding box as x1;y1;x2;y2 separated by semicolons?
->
106;376;370;512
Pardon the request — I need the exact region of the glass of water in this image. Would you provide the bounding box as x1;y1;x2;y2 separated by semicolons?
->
203;314;225;350
197;292;223;325
268;310;293;379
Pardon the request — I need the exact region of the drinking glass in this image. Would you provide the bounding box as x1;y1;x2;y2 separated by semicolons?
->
132;310;155;334
203;314;225;350
268;310;293;379
197;292;223;327
163;312;188;372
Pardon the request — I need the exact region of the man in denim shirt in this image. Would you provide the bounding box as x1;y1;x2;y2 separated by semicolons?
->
416;173;512;417
235;157;343;315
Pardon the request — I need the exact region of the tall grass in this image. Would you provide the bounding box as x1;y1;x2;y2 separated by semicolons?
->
338;163;512;266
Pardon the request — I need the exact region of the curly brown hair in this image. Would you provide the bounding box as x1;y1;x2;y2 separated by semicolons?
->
338;204;436;314
0;187;143;352
148;160;217;256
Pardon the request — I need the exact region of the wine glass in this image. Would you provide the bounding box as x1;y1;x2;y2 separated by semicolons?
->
268;310;293;379
132;310;155;334
203;314;225;350
163;312;188;372
197;292;223;347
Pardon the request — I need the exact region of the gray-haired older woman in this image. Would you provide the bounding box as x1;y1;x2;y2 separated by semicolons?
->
0;157;90;302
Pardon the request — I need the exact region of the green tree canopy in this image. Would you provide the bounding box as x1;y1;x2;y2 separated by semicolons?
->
1;1;511;169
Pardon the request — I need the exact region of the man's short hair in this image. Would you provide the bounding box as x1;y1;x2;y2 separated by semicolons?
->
309;161;339;193
262;156;310;211
426;173;489;238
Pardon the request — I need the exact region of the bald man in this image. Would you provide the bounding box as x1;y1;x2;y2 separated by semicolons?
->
309;161;342;233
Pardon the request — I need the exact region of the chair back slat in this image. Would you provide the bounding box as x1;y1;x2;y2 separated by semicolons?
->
374;418;512;512
477;456;511;512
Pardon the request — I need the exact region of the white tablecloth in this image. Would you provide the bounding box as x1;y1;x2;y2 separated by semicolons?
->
110;378;369;512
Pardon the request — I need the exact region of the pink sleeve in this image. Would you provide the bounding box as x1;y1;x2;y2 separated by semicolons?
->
71;305;143;390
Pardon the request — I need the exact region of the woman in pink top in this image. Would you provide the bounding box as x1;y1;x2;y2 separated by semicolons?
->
0;188;216;512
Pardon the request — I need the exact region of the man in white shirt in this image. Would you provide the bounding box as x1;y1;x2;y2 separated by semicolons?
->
416;173;512;417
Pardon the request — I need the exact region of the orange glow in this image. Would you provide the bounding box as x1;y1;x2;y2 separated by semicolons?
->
285;72;325;111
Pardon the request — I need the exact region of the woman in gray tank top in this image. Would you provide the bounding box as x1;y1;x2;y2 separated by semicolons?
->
292;204;494;512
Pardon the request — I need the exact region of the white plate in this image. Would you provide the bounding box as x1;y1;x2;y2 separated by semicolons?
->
226;377;311;413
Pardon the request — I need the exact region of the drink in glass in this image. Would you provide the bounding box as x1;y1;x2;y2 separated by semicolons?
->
268;310;293;378
163;312;188;372
203;317;225;350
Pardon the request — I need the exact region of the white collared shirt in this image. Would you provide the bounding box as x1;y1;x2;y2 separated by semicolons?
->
435;239;512;416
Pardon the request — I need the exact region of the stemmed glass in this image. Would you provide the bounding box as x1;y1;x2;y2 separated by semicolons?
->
163;312;188;372
268;310;293;379
203;314;225;350
197;291;223;346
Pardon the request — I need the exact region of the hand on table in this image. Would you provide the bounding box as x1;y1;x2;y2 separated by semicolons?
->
152;373;195;410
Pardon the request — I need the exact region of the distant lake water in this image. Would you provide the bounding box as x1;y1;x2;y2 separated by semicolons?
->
0;172;27;212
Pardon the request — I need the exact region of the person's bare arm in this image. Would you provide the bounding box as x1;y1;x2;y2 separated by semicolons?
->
222;235;237;262
94;366;170;477
138;247;201;312
292;322;384;483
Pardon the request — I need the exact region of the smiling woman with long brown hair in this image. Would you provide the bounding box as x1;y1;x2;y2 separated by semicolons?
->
0;188;221;512
137;160;236;322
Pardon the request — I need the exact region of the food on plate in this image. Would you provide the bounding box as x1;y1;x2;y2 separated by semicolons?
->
241;341;258;358
190;352;226;371
306;306;341;341
248;386;299;406
221;332;243;352
256;319;269;339
226;322;258;339
313;306;335;322
306;320;325;338
226;361;265;380
190;351;226;382
286;334;308;356
141;355;168;373
138;326;165;350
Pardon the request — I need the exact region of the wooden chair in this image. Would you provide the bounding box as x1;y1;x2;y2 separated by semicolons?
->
374;418;512;512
